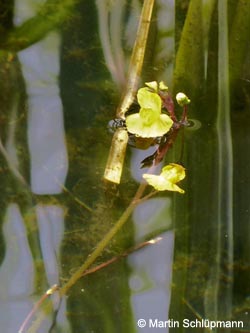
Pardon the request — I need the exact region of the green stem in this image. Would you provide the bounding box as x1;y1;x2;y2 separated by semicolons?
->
27;182;147;332
59;182;147;296
117;0;155;118
104;0;155;184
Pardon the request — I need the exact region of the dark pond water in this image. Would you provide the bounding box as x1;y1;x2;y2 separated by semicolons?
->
0;0;250;332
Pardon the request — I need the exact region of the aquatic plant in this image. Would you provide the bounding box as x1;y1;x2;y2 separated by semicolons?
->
0;0;249;331
125;84;173;137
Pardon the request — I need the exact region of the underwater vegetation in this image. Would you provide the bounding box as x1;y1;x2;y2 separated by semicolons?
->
0;0;249;332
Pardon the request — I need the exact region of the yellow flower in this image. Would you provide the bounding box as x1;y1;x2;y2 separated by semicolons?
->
143;163;186;193
125;86;173;138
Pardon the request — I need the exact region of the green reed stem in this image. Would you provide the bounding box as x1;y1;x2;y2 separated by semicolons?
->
117;0;155;118
104;0;155;184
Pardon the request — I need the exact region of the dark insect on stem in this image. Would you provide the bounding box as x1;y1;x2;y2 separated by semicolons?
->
107;118;126;133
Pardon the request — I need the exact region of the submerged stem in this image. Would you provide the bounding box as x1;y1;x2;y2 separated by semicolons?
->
27;181;148;332
59;182;147;295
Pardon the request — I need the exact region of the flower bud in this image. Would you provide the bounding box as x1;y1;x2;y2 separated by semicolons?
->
159;81;168;91
145;81;158;92
176;92;191;106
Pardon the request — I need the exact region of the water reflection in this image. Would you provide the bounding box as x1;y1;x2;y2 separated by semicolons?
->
19;32;68;194
0;203;68;332
129;229;174;333
0;204;33;296
0;205;36;332
0;0;69;331
36;205;65;285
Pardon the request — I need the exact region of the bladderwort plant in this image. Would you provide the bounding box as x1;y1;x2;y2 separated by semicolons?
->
18;1;192;330
57;82;191;294
17;0;250;330
20;80;191;333
60;80;192;297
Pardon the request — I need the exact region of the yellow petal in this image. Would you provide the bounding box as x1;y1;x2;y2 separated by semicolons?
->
142;114;172;137
137;88;161;112
164;182;185;194
142;174;169;191
143;163;186;194
125;113;143;135
161;163;186;183
140;108;159;126
142;174;185;193
126;112;173;138
157;114;173;131
125;114;155;137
